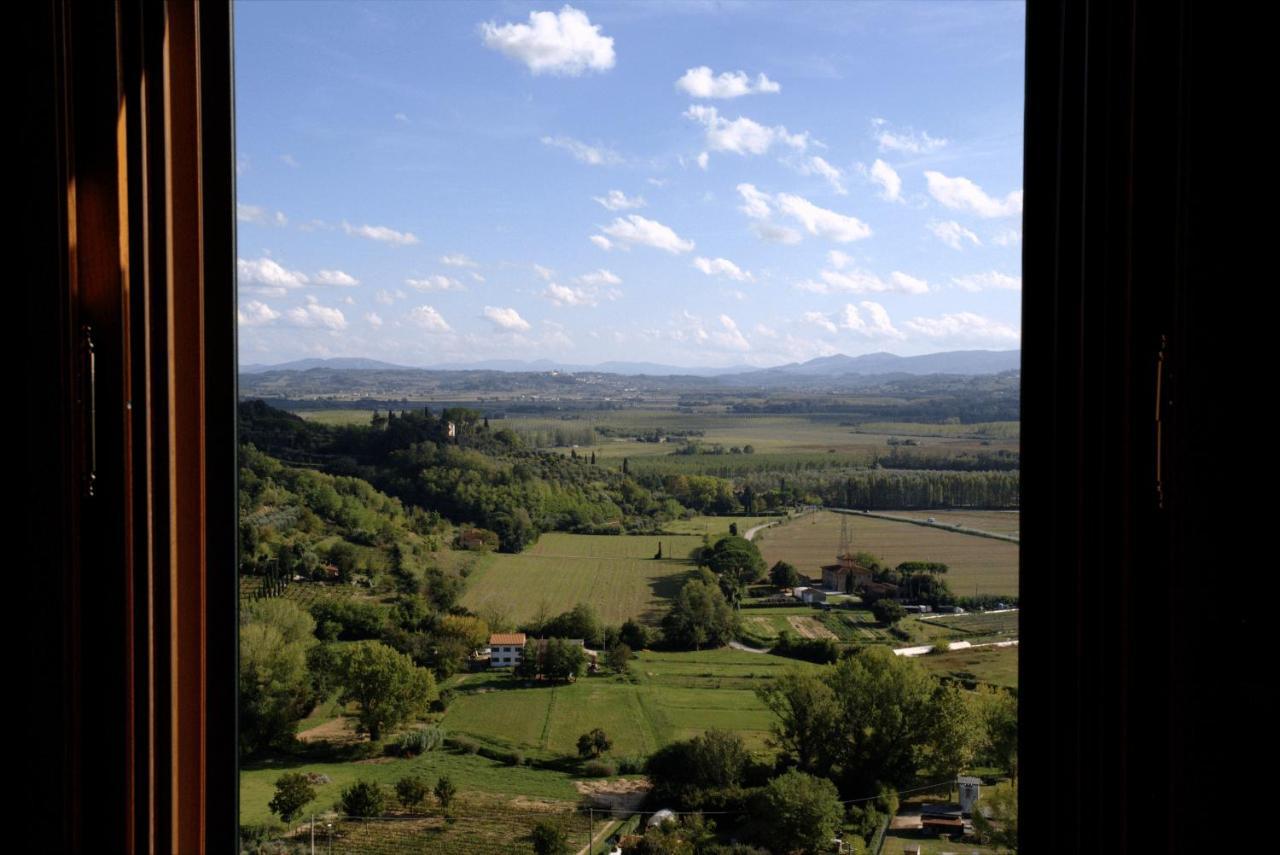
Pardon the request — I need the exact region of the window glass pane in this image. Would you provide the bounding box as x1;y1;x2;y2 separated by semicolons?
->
236;3;1022;850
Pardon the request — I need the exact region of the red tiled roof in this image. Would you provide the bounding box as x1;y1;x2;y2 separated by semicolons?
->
489;633;526;646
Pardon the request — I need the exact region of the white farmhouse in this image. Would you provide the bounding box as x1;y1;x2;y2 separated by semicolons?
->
488;633;527;668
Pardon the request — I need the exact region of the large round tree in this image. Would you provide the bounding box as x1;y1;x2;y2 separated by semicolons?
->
336;640;437;741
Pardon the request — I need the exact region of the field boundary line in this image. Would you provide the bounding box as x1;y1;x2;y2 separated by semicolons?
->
539;686;558;751
829;507;1019;544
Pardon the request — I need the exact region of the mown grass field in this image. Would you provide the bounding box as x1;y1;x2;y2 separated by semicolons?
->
317;802;593;855
505;412;1018;461
755;511;1019;597
890;509;1021;538
879;827;1004;855
916;643;1019;690
663;514;782;537
239;748;583;827
441;649;817;761
458;533;706;626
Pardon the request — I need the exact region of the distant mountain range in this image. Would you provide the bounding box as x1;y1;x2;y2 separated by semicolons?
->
240;350;1020;380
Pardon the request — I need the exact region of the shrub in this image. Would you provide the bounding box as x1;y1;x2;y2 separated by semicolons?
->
529;820;570;855
337;780;386;818
582;760;617;778
268;772;315;823
616;755;646;775
505;750;525;767
434;776;458;810
448;735;480;754
395;775;429;809
395;725;444;757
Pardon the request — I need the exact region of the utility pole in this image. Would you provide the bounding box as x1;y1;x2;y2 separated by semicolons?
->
588;807;594;855
310;815;315;855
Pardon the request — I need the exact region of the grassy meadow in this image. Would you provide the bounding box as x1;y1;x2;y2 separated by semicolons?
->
755;511;1019;597
440;649;818;760
889;509;1021;538
916;642;1020;690
458;532;706;626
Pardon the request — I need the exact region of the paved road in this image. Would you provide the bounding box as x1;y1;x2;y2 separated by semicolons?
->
727;639;771;654
742;520;781;541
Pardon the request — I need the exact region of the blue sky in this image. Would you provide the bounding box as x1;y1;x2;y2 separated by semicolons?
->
235;0;1024;368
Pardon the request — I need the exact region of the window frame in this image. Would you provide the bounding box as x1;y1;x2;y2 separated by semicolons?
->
22;0;1246;851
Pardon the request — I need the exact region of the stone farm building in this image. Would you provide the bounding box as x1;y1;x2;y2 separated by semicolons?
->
821;551;874;594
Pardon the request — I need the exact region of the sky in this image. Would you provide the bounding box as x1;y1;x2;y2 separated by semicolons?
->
234;0;1024;369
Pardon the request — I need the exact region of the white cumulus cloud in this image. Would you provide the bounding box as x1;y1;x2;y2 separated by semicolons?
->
737;183;773;219
788;156;846;194
774;193;871;243
314;269;359;287
238;257;308;296
925;171;1023;218
868;159;902;202
684;105;808;157
480;5;615;76
440;253;479;268
406;275;466;292
675;66;780;98
541;135;623;166
287;297;347;331
601;215;694;253
904;312;1021;345
806;301;904;339
577;269;622;286
543;283;597;307
408;305;452;332
871;118;947;154
796;268;928;295
929;220;982;250
589;235;613;251
952;271;1022;292
593;190;645;211
365;312;384;328
693;257;754;282
237;300;280;327
483;306;532;332
342;222;419;245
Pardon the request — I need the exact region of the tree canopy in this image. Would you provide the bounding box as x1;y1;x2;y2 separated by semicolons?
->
661;578;738;650
335;640;438;741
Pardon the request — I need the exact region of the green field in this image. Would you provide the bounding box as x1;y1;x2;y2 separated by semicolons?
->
755;511;1019;597
663;514;782;537
318;803;592;855
890;509;1021;538
879;827;1004;855
458;532;706;626
441;649;817;761
413;410;1016;460
916;643;1019;690
239;748;583;827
